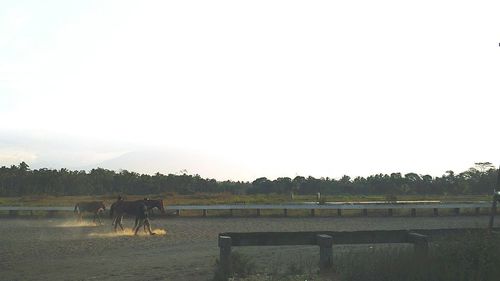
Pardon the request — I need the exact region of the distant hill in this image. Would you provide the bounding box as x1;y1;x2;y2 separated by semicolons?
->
84;149;250;181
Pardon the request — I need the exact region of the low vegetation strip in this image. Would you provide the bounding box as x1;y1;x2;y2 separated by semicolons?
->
336;231;500;281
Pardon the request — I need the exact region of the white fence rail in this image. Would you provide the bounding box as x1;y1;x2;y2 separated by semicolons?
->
0;201;492;217
164;202;491;210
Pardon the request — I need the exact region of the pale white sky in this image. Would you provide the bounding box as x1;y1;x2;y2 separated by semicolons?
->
1;0;499;181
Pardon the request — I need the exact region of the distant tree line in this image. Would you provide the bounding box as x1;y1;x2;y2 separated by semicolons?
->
0;162;497;197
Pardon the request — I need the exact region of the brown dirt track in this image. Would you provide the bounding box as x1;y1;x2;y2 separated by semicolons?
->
1;216;497;281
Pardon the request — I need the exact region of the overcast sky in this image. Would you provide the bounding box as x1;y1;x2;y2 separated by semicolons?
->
1;0;499;181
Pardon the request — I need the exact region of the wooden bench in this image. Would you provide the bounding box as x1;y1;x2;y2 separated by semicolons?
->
217;229;435;279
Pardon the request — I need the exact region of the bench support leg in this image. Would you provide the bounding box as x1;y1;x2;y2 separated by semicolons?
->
218;236;232;279
317;234;333;270
407;232;429;258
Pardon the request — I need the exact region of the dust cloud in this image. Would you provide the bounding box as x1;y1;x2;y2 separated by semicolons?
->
54;220;102;228
88;228;168;238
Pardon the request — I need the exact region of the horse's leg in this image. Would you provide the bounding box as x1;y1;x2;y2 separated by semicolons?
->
112;214;118;226
133;217;139;231
93;212;102;225
118;216;124;231
113;216;118;232
145;219;155;235
134;219;144;235
113;215;122;232
132;217;139;233
143;218;150;233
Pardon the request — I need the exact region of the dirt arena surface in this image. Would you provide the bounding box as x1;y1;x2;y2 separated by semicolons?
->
1;216;497;281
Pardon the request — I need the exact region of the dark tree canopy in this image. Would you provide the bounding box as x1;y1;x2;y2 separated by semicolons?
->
0;162;497;197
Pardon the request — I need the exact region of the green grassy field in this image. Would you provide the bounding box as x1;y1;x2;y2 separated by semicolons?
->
0;193;492;207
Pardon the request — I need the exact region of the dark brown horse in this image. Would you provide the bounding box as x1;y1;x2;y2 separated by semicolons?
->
110;199;165;233
74;201;106;225
133;199;165;232
134;203;155;235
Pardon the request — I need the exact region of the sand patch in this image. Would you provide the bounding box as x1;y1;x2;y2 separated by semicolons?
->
88;228;167;238
54;220;102;227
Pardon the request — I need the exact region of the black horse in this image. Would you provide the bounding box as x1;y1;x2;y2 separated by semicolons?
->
74;201;106;225
133;199;165;232
134;203;155;235
110;199;165;234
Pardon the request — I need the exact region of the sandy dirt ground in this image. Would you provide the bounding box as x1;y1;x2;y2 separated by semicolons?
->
1;215;497;281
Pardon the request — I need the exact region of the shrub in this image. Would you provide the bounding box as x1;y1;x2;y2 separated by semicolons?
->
385;194;398;203
335;231;500;281
213;252;256;281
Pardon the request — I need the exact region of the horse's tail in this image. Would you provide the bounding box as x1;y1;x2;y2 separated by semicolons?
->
74;203;79;214
160;199;166;214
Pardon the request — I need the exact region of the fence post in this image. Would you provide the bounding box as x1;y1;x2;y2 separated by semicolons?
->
337;209;342;216
218;235;232;279
489;167;500;230
256;209;261;217
388;209;393;216
411;209;416;217
362;209;368;216
433;208;439;216
310;209;315;217
454;208;460;215
317;234;333;270
202;209;207;217
489;194;499;230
